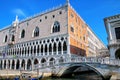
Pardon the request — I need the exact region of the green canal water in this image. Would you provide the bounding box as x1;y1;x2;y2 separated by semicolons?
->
42;72;104;80
0;71;108;80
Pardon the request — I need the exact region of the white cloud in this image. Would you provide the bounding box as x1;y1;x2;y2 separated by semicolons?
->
12;9;26;17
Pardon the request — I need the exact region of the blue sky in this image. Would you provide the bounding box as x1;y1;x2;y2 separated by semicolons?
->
0;0;120;46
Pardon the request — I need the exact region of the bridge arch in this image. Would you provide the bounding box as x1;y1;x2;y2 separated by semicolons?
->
57;63;105;79
115;48;120;59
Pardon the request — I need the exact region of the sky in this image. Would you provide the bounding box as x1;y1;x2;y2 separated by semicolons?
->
0;0;120;46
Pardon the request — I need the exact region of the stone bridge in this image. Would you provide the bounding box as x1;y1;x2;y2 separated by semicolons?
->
34;57;120;79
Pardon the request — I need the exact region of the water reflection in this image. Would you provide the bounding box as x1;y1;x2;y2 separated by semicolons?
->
42;71;103;80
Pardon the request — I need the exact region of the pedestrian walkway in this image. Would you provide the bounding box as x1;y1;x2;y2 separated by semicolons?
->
0;69;20;76
0;69;52;78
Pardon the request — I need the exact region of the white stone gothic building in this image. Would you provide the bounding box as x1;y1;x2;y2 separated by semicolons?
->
0;1;106;70
104;14;120;59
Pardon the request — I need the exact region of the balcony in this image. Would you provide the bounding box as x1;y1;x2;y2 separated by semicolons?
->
109;40;120;46
0;50;68;59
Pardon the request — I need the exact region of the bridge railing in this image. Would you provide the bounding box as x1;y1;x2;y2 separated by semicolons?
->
34;57;120;70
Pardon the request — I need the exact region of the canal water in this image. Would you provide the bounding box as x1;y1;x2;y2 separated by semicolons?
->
42;71;104;80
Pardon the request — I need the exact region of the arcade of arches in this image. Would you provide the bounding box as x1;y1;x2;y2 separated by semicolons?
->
0;36;68;70
0;57;65;70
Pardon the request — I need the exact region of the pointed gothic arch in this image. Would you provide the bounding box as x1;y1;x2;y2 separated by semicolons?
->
41;58;46;63
12;60;15;69
58;42;61;51
41;45;43;53
34;58;39;65
4;60;6;69
21;29;25;38
37;45;39;53
16;59;20;69
11;35;15;41
49;58;55;66
27;59;32;70
21;59;25;70
59;57;64;63
34;46;36;55
33;27;39;37
53;43;56;52
45;44;47;53
8;60;10;69
63;41;67;51
4;35;8;42
52;21;60;33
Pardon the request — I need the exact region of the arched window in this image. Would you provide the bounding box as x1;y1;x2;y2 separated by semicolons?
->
11;35;15;41
49;44;52;52
63;41;67;51
4;35;7;42
41;45;43;53
53;43;56;52
21;29;25;38
34;46;36;54
34;27;39;37
58;42;61;51
45;44;47;53
37;45;39;53
52;21;60;33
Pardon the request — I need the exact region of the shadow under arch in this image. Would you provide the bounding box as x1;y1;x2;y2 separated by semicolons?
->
57;63;108;80
115;48;120;59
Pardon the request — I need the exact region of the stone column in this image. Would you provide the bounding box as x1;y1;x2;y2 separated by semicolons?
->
10;60;12;69
47;45;48;56
52;44;53;55
21;48;22;57
108;23;112;40
29;47;31;56
56;43;58;55
47;59;49;66
36;46;38;56
25;60;27;70
61;42;63;55
6;60;8;69
2;60;4;69
67;37;70;55
25;47;28;57
32;59;34;71
43;44;45;56
14;62;16;70
19;60;21;70
110;47;116;59
39;45;41;56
